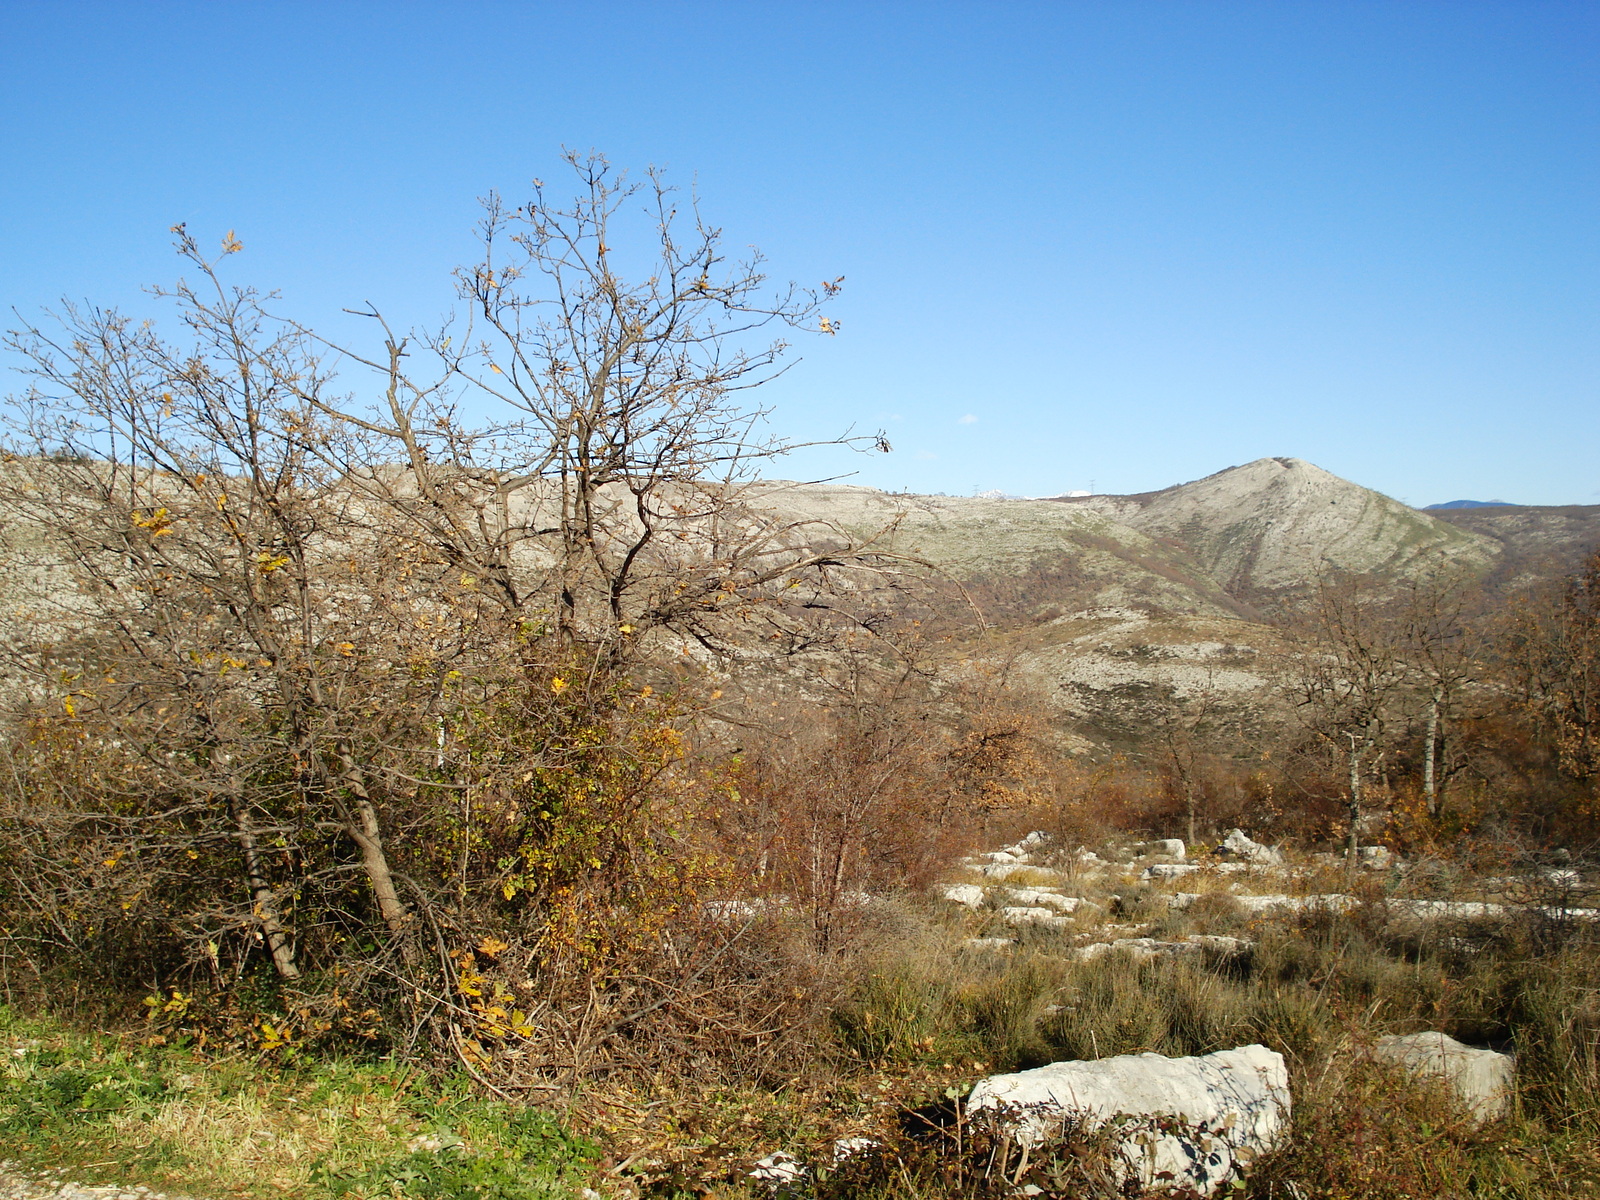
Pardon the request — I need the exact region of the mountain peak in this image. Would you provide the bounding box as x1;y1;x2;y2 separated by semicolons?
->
1114;457;1493;593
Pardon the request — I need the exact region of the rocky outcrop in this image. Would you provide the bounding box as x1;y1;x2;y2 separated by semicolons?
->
1373;1032;1514;1123
966;1045;1290;1195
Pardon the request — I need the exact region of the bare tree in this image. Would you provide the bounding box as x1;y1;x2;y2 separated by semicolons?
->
1283;574;1410;861
0;155;894;1081
1144;665;1243;848
1502;551;1600;784
296;151;890;663
1395;574;1480;816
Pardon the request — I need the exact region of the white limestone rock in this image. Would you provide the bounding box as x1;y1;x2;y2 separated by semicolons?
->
1071;935;1252;963
1385;899;1507;921
962;936;1017;951
1001;906;1073;929
830;1136;877;1162
977;862;1036;881
1187;934;1254;954
1373;1032;1514;1123
1008;830;1051;854
1136;839;1187;861
1167;892;1357;916
942;884;987;908
1072;937;1169;961
966;1045;1290;1195
1217;829;1282;865
750;1150;806;1188
1005;888;1086;912
1143;863;1202;881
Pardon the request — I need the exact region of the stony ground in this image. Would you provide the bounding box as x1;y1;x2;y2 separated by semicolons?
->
0;1167;195;1200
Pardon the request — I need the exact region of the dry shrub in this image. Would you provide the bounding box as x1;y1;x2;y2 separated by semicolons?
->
710;667;1049;955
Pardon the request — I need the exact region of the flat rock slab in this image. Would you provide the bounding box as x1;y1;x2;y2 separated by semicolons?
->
1167;892;1357;915
1373;1032;1514;1123
1072;935;1252;962
967;1044;1289;1195
1005;888;1087;911
1000;906;1073;929
973;863;1045;881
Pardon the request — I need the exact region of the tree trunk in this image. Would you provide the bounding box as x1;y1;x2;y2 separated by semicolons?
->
1185;780;1197;850
229;791;300;980
336;746;411;936
1423;688;1440;816
1346;732;1364;864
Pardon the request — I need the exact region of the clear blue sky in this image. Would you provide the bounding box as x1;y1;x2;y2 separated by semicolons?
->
3;1;1596;505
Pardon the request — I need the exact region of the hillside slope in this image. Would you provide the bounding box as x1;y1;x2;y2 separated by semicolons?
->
1428;503;1600;589
1051;457;1496;597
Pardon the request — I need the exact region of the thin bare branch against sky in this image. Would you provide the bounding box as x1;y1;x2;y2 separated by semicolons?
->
1;1;1595;505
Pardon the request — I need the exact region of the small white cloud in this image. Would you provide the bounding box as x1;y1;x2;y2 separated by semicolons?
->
957;414;978;425
915;451;939;461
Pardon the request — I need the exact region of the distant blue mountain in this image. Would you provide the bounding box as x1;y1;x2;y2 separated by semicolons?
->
1425;499;1515;510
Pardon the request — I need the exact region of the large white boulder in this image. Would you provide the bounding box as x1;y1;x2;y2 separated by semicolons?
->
1373;1032;1514;1123
1217;829;1282;865
1137;838;1187;861
942;883;987;908
966;1045;1289;1195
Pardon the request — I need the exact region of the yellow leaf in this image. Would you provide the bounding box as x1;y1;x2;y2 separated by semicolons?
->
222;230;243;254
336;642;355;657
132;507;175;537
489;363;503;374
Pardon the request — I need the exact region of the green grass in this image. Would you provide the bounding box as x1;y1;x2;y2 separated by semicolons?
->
0;1006;598;1199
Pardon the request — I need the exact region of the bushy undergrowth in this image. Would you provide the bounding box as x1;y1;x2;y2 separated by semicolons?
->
5;898;1600;1198
818;905;1600;1198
